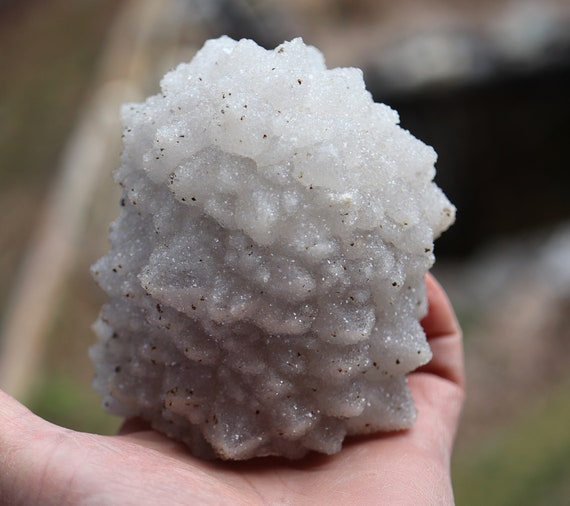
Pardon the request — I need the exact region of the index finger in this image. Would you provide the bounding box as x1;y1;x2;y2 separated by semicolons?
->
417;273;465;388
421;272;461;339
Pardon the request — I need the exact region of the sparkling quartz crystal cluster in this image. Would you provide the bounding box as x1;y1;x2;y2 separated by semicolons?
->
91;36;455;460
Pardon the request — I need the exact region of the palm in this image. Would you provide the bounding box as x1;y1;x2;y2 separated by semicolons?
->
1;275;463;505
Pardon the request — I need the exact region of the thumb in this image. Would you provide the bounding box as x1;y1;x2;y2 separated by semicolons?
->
0;388;62;504
0;387;55;438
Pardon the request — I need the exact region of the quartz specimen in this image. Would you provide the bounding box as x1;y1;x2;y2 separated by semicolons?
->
91;36;455;460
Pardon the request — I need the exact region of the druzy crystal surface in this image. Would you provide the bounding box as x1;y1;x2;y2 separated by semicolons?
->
91;37;455;460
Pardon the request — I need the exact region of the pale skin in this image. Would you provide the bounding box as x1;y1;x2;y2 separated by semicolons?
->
0;273;464;505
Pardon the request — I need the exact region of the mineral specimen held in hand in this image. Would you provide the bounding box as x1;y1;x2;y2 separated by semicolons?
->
91;36;455;460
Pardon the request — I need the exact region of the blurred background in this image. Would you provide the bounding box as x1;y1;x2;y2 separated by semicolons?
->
1;0;569;503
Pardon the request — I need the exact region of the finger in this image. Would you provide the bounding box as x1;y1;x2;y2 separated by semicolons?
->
421;272;461;339
417;273;465;388
0;389;61;504
407;373;465;465
0;388;44;432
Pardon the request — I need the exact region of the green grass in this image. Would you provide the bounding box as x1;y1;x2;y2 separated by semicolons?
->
453;379;570;506
27;372;122;435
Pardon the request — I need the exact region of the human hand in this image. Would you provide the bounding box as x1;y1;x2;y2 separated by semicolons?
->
0;273;464;505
